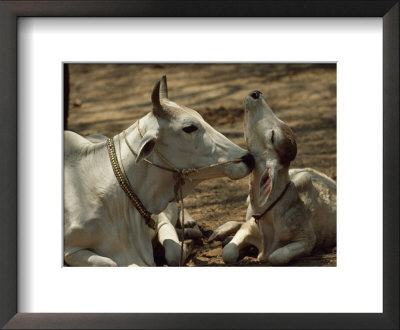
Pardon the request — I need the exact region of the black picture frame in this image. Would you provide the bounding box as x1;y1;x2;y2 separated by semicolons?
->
0;1;398;329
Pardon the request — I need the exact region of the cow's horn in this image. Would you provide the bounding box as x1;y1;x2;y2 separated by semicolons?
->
160;75;168;99
151;79;162;111
151;76;171;118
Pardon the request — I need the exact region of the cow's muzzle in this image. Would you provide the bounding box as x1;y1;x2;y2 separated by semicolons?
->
241;153;255;171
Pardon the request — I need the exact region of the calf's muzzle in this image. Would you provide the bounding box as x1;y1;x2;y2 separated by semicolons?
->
250;90;262;100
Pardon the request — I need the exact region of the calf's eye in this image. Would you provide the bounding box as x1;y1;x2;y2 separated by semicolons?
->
271;130;275;144
182;125;198;133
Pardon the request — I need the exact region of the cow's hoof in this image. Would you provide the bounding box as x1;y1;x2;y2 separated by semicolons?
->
164;240;182;266
183;218;197;228
222;243;239;264
185;227;203;240
182;209;196;228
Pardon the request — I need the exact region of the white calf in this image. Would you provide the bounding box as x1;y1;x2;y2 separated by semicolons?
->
216;90;336;265
64;76;254;266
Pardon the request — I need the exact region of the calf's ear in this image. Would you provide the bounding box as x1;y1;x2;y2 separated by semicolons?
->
278;123;297;165
136;130;158;163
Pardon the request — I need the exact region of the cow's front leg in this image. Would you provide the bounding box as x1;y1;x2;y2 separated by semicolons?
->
157;221;194;266
222;218;262;264
65;249;118;267
178;209;197;228
268;240;314;265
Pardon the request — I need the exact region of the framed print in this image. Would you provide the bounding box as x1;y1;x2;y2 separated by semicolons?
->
0;1;398;329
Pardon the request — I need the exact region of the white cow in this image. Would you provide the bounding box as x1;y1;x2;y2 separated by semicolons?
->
214;90;336;265
64;76;255;266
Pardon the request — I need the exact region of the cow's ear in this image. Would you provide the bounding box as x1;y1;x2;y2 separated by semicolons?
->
136;130;158;164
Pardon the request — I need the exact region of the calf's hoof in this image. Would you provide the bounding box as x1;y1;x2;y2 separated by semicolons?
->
208;221;243;242
222;243;239;264
268;248;293;265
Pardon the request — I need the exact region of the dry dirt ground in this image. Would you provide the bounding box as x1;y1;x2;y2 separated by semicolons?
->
66;63;336;267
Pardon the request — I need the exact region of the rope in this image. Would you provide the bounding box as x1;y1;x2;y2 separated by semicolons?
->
252;181;292;222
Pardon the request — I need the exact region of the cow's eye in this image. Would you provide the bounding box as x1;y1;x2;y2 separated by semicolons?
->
271;130;275;144
182;125;198;133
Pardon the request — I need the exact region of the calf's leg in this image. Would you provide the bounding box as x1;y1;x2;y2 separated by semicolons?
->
208;221;244;242
223;219;262;264
268;240;313;265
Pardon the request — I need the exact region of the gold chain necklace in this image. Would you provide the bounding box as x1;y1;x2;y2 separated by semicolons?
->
107;137;156;230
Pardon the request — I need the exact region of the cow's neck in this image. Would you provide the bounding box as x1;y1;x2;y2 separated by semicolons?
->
112;119;176;215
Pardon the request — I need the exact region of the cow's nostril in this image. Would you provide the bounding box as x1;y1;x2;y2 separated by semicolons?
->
250;90;261;100
241;153;255;171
